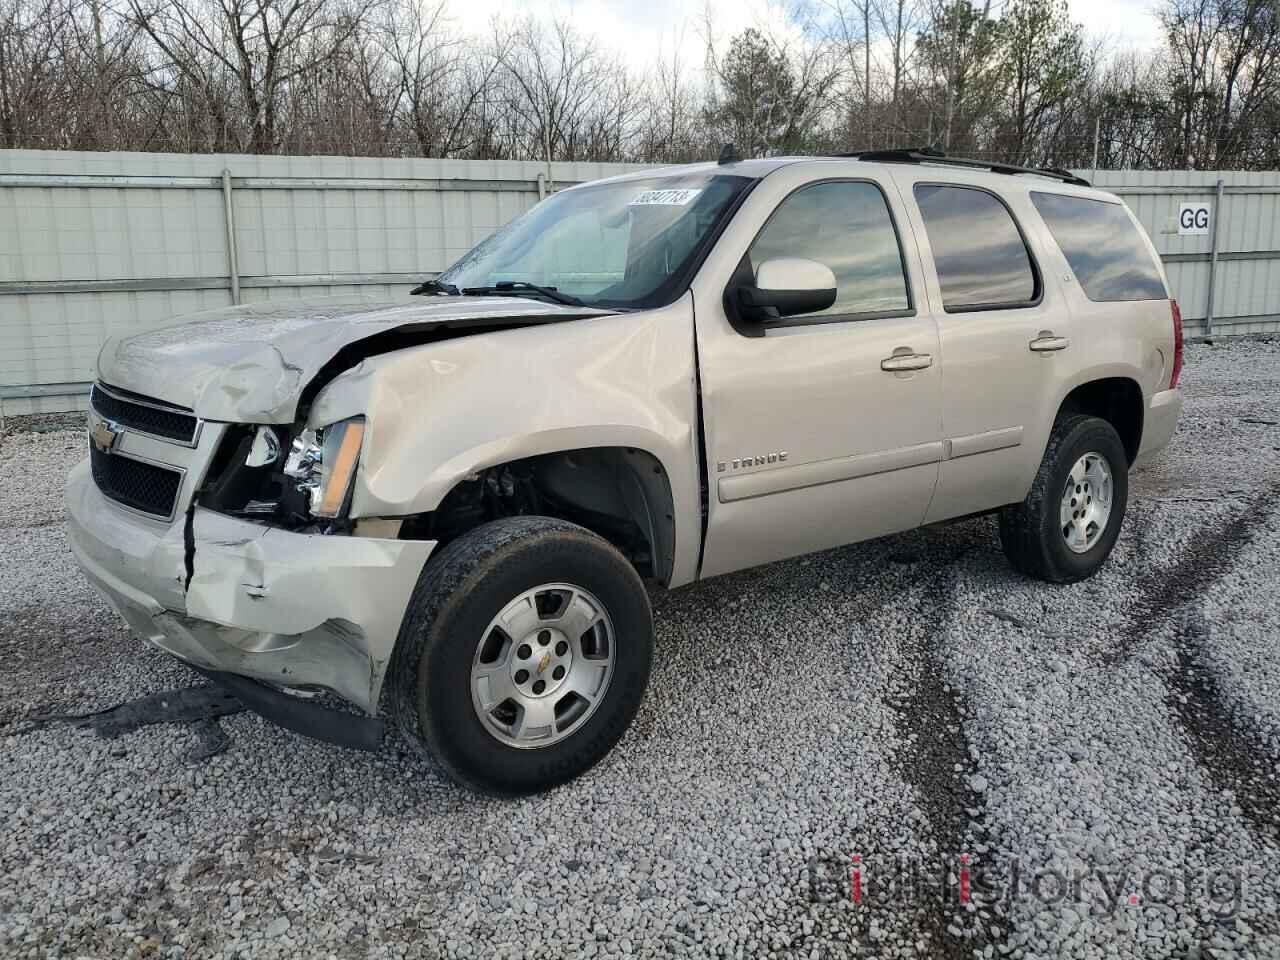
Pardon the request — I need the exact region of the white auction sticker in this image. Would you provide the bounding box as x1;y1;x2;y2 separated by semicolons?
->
628;188;702;206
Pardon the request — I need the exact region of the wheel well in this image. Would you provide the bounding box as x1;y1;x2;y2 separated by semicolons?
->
1058;378;1143;464
398;448;678;585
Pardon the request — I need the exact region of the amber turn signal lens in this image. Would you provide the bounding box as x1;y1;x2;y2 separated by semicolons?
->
314;419;365;518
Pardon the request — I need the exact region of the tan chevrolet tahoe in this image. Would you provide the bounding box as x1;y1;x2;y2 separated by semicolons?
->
67;149;1183;795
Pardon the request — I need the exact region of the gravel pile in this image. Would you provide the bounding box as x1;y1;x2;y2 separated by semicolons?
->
2;339;1280;959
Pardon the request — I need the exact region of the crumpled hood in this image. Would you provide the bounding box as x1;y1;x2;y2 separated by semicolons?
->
97;295;612;423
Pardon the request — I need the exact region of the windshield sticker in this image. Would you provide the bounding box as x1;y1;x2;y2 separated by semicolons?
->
629;188;703;206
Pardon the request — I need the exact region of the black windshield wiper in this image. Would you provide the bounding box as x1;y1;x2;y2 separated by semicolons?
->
460;281;584;307
409;278;460;296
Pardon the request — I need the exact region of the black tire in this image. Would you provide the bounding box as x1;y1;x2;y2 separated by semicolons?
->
998;414;1129;584
390;516;653;796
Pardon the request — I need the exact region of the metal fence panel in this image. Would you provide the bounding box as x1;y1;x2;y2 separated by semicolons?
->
1;151;1277;414
0;150;644;414
1088;169;1280;337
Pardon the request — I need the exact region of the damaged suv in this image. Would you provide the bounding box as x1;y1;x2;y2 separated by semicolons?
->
67;150;1183;794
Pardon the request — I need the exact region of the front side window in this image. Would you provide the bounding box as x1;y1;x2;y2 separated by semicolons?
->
437;174;752;309
747;180;912;321
914;184;1038;311
1030;192;1166;302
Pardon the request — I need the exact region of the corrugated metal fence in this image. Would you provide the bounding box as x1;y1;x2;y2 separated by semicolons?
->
0;150;644;415
1;151;1276;415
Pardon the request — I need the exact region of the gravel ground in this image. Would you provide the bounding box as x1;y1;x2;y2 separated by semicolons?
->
2;339;1279;959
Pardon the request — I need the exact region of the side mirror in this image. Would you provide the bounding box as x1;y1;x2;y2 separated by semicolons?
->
737;257;837;321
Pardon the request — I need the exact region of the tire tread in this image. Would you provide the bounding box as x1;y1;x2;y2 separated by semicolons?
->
389;516;650;795
999;414;1126;584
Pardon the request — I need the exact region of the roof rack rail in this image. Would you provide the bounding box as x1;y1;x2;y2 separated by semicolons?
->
842;147;1091;188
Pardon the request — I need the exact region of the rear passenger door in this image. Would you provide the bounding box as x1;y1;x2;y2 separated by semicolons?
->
892;173;1074;522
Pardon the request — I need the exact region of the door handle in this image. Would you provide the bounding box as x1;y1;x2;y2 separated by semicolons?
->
1029;334;1071;353
880;352;933;372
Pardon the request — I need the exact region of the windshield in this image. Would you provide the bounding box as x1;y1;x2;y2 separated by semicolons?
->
436;173;753;309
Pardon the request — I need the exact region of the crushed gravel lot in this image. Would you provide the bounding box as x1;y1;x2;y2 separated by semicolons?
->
3;338;1280;959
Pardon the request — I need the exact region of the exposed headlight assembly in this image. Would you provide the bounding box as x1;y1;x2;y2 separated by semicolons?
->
244;425;282;468
282;416;366;518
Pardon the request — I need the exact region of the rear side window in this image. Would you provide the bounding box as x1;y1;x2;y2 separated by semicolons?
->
914;184;1038;311
748;180;911;321
1030;192;1166;302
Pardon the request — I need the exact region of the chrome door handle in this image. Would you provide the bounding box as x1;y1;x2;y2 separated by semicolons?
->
880;353;933;372
1029;334;1071;352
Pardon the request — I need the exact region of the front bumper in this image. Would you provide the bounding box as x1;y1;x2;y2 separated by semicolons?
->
66;459;435;725
1135;388;1183;467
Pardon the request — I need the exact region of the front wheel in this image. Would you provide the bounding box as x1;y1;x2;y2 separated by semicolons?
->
390;517;653;796
998;414;1129;583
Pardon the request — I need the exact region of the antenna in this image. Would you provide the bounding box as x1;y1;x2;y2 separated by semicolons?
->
718;143;741;165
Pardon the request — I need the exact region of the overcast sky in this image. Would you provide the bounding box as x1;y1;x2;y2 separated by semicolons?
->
452;0;1163;74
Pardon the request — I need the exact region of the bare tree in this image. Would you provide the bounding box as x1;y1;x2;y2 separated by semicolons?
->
703;23;841;156
277;13;397;154
127;0;383;152
491;17;640;163
916;0;1004;151
2;0;1277;169
641;31;707;162
1084;52;1173;169
377;0;486;155
875;0;920;141
1161;0;1280;167
995;0;1088;164
0;0;63;146
826;0;873;147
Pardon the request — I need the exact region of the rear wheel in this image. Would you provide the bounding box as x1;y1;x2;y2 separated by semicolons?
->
391;516;653;795
999;414;1129;583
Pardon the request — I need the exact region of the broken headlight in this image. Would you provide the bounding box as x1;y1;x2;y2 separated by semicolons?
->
283;416;366;518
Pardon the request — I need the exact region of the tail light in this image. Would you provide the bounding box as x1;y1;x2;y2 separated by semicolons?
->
1169;299;1184;389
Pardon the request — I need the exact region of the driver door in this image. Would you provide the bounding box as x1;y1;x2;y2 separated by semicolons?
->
690;166;942;579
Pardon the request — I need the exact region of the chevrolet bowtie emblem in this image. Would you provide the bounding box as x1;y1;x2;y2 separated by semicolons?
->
90;417;122;454
537;653;552;674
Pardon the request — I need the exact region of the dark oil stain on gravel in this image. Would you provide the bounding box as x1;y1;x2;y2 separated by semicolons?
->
1169;614;1280;843
1106;482;1280;665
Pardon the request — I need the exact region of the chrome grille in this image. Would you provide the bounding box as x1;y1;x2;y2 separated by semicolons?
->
91;383;199;445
